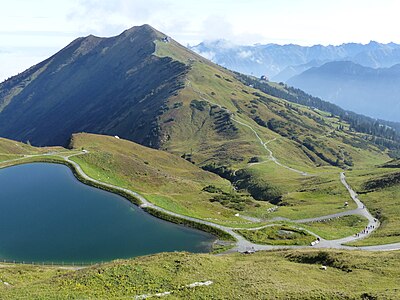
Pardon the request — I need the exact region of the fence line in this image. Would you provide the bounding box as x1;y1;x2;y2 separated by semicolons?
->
0;258;106;267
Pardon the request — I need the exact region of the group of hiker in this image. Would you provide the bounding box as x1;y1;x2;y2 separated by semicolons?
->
354;219;378;237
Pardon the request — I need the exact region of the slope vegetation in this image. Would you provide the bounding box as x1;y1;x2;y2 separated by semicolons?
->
345;163;400;245
0;137;65;162
69;133;264;227
152;38;393;221
1;250;399;299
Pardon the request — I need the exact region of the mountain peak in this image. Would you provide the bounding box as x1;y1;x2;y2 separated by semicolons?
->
121;24;163;39
0;24;188;146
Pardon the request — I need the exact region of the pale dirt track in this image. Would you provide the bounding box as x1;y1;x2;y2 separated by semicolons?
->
1;150;399;255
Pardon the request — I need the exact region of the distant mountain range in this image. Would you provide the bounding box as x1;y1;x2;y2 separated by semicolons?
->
191;40;400;122
190;40;400;81
288;61;400;122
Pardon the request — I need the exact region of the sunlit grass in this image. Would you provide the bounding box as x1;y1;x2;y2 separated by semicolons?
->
1;250;400;299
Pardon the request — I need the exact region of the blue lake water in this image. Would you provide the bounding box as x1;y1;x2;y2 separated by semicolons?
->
0;163;215;263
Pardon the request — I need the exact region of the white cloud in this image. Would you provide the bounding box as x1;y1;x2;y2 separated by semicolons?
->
67;0;175;36
201;15;234;42
197;51;216;61
237;50;253;59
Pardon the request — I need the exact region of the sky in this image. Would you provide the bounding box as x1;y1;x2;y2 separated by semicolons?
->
1;0;400;81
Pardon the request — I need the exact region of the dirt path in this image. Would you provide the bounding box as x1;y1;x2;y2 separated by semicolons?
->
231;118;309;176
65;152;400;252
186;80;309;176
1;148;399;255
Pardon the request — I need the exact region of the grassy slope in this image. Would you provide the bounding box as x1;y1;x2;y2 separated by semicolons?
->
243;163;358;220
301;215;369;240
0;138;66;164
154;39;391;224
0;41;396;243
236;225;315;246
70;133;268;228
1;250;399;299
0;138;42;159
156;39;389;170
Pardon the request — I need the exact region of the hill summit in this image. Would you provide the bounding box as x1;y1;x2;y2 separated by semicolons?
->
0;25;188;146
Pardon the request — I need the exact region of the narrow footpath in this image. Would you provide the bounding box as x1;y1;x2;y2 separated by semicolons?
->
187;79;309;176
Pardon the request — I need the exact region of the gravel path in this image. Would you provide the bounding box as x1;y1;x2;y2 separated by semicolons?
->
187;79;309;176
1;149;399;253
231;118;309;176
65;152;400;252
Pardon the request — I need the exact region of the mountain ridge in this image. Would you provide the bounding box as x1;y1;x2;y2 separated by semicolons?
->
0;24;188;146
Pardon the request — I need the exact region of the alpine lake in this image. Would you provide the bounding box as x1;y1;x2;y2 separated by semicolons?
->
0;163;215;264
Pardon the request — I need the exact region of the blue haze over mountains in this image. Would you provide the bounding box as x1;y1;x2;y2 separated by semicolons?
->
191;41;400;122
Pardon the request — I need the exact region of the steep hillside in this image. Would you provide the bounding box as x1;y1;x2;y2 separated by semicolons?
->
151;38;398;221
0;25;188;146
0;25;395;167
154;41;393;168
382;159;400;168
288;61;400;122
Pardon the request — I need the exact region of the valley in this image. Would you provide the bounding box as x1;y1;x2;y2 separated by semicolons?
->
0;132;399;252
0;24;399;299
0;133;399;299
0;25;399;250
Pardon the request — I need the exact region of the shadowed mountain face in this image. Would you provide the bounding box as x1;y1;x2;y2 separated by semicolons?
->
287;61;400;122
0;25;188;146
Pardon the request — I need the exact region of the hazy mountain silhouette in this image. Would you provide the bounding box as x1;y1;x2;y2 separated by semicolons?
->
191;40;400;81
288;61;400;122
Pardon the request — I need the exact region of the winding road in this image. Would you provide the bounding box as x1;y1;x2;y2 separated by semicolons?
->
1;149;400;254
182;81;400;251
0;80;398;270
3;76;397;253
64;152;400;252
